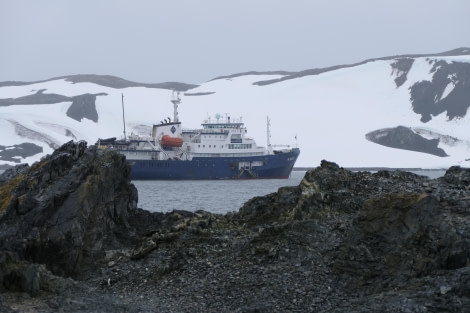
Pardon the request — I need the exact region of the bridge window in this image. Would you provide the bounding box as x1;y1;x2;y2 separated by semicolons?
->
228;143;252;149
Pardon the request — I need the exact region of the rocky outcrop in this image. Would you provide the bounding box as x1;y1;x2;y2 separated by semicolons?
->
409;59;470;123
2;155;470;312
233;160;470;311
0;140;138;285
365;125;448;156
66;93;103;122
391;57;414;87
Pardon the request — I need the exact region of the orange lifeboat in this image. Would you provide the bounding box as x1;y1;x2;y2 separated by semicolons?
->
160;135;183;147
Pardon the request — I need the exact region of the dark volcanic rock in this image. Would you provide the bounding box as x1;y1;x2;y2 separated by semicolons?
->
443;165;470;185
0;163;29;185
334;193;446;288
0;140;138;280
233;160;470;311
0;251;40;296
2;157;470;312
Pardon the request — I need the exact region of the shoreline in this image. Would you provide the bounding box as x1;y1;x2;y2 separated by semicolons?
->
294;166;448;172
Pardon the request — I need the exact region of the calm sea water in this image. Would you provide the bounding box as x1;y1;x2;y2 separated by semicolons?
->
133;169;446;215
0;168;446;215
133;171;306;214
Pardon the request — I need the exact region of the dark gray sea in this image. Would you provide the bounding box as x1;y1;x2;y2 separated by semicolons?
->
133;169;446;214
0;168;446;215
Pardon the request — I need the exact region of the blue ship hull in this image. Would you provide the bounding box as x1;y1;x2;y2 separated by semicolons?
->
128;148;300;180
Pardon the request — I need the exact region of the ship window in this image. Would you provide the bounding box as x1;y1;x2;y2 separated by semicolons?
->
198;145;200;148
203;145;205;148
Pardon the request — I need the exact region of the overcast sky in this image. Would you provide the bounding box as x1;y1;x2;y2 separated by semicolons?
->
1;0;470;84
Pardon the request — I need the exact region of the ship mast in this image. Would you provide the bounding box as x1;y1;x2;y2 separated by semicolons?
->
121;93;127;140
267;116;272;154
171;90;181;123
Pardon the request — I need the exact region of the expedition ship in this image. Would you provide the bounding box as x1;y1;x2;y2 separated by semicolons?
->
98;93;299;180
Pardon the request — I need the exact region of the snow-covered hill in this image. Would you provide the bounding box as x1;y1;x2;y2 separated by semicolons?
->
1;49;469;169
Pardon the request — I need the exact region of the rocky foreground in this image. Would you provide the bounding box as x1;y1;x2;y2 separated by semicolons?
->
1;141;470;312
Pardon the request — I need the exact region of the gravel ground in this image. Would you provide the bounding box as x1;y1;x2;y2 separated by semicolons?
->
2;160;470;312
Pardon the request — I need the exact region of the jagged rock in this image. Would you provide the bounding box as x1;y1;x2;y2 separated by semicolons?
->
130;232;178;260
332;193;453;290
0;140;139;281
443;165;470;186
0;251;40;296
232;160;470;310
1;154;470;312
0;163;29;186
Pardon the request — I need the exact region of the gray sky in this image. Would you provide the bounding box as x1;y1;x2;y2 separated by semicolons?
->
1;0;470;84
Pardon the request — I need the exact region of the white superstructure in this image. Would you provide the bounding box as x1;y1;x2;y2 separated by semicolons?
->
181;115;266;158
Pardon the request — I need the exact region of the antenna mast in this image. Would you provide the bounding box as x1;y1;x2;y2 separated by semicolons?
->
267;116;272;153
121;93;127;140
170;90;181;123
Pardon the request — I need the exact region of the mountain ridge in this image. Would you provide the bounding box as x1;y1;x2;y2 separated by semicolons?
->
2;48;468;88
0;48;469;170
0;74;198;91
214;47;470;85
